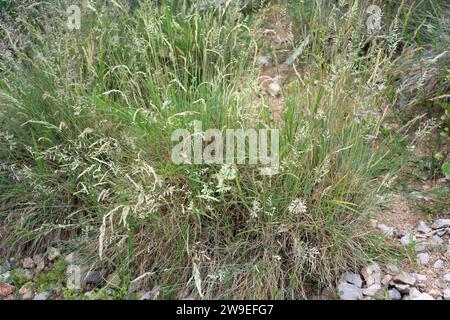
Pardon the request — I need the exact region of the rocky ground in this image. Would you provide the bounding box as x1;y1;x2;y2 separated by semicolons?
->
0;247;162;300
336;216;450;300
0;248;100;300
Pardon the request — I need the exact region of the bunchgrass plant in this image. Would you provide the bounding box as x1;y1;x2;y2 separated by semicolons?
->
0;0;434;299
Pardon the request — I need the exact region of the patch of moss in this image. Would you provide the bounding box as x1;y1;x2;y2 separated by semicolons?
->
34;257;68;291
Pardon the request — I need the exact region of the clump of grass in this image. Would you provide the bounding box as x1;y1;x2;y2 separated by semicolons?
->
378;0;449;112
0;0;412;299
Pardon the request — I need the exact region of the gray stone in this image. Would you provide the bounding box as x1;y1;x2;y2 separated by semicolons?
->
408;287;421;299
66;264;81;290
393;272;416;286
337;283;363;300
388;288;402;300
362;284;382;296
417;252;430;265
429;235;444;245
417;221;431;234
385;264;400;274
409;287;434;300
411;273;427;282
33;291;50;300
431;219;450;229
437;229;447;237
381;274;392;286
433;259;444;270
444;273;450;283
377;224;394;237
400;233;416;246
443;289;450;300
361;263;382;286
82;270;105;288
341;272;363;288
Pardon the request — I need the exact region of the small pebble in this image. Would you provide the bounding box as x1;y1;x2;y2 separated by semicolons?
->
431;219;450;229
268;82;281;97
341;272;363;288
443;289;450;300
400;233;416;246
409;287;434;300
411;273;427;282
417;221;431;234
386;264;399;274
388;288;402;300
393;272;416;286
433;259;444;270
361;263;382;286
33;291;50;300
337;283;362;300
429;235;444;245
417;252;430;266
444;273;450;283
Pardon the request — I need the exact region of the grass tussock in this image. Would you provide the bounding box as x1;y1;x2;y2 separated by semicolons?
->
0;0;446;299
